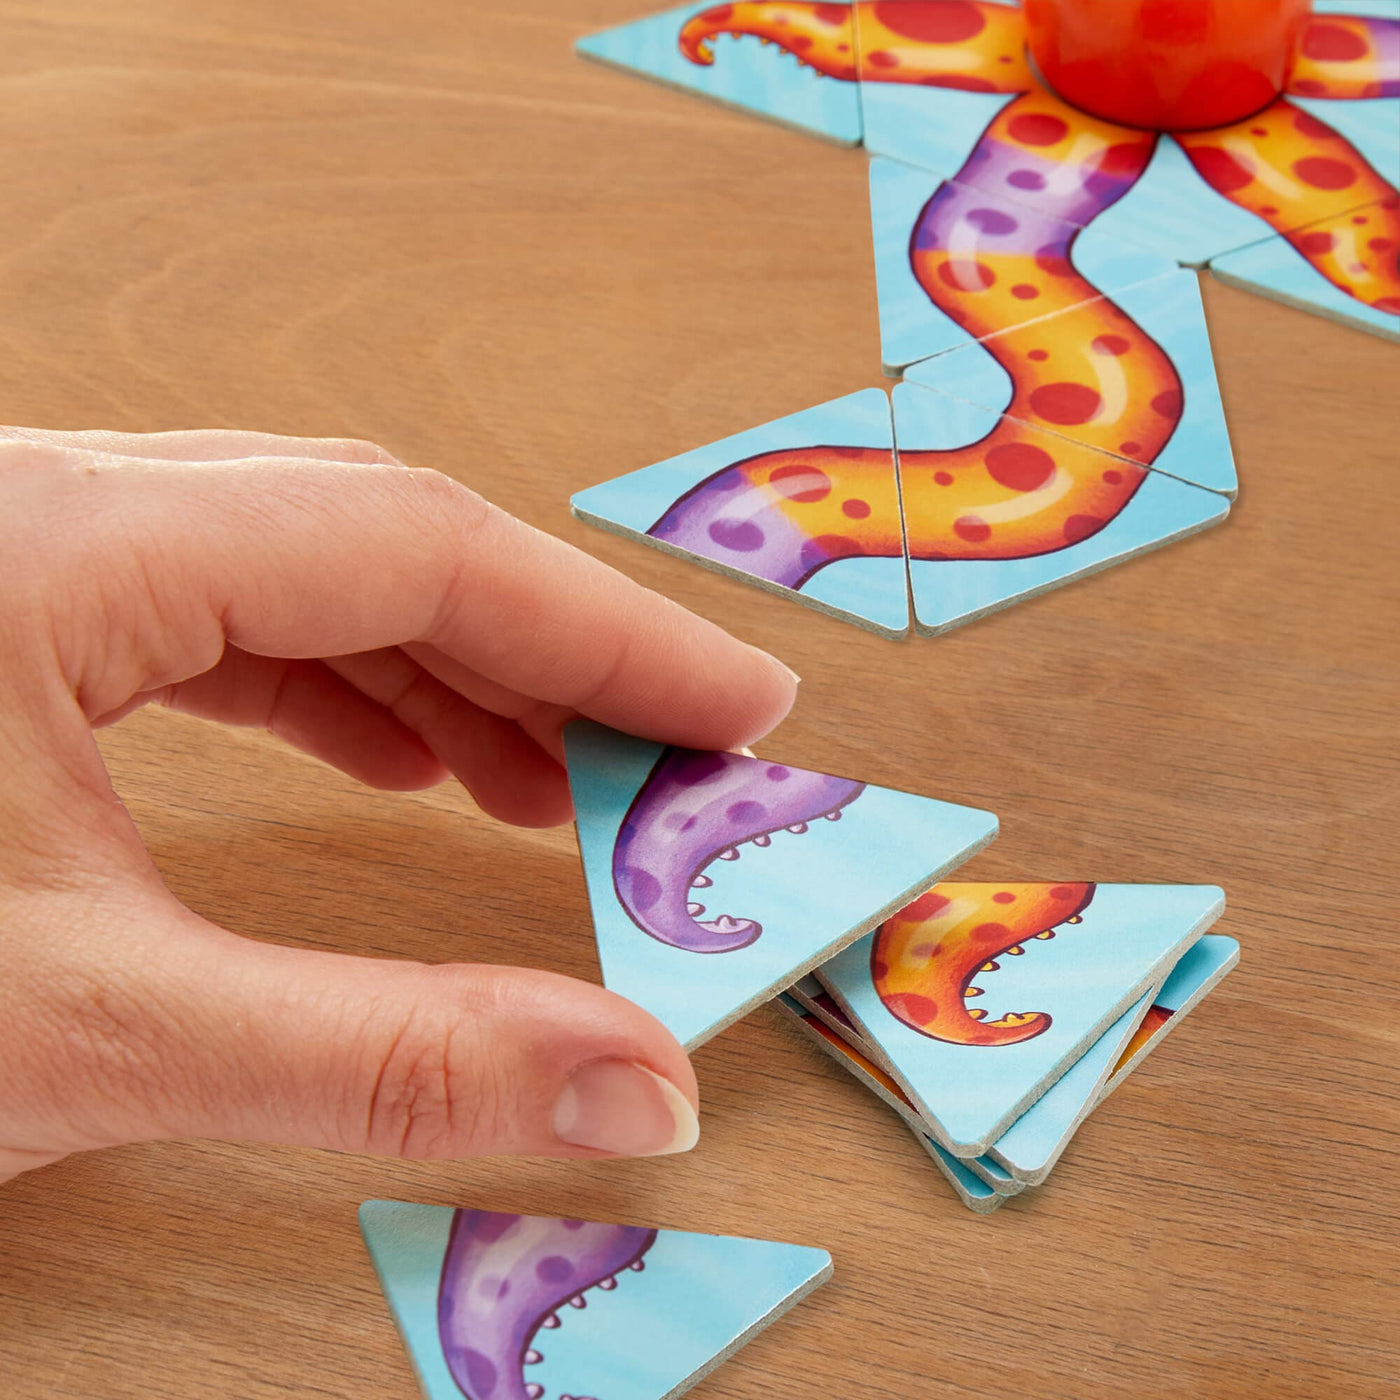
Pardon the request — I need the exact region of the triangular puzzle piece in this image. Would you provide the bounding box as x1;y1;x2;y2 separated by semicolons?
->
870;157;1178;373
1098;932;1241;1100
576;2;863;145
567;720;997;1048
853;0;1029;181
903;269;1238;497
816;881;1225;1154
775;993;1010;1210
891;382;1231;637
360;1200;831;1400
785;967;1157;1189
572;389;911;638
1209;196;1400;344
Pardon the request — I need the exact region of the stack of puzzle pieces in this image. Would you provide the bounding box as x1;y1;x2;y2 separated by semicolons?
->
566;721;1238;1214
571;0;1399;637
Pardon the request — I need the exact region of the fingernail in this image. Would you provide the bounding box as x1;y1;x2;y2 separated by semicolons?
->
747;643;801;686
552;1060;700;1157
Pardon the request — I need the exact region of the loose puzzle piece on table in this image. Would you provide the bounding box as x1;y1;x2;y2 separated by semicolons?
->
1209;196;1400;344
903;268;1238;498
566;720;997;1048
1099;932;1241;1099
816;880;1225;1154
572;389;911;638
576;1;863;145
360;1201;831;1400
785;968;1157;1189
869;156;1178;373
891;382;1231;637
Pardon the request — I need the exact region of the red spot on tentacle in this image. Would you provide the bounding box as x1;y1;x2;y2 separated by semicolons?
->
769;463;832;502
921;74;998;91
867;50;899;68
1293;156;1357;190
954;515;991;542
1296;231;1336;255
874;0;985;42
1302;22;1367;62
934;470;954;485
937;258;996;291
1151;388;1183;419
1027;348;1048;361
1030;382;1103;425
841;498;871;519
1092;334;1131;356
1008;112;1069;147
992;891;1016;904
1011;283;1039;299
884;992;940;1025
1190;147;1255;194
986;442;1056;492
814;3;846;24
904;890;951;920
1064;514;1104;544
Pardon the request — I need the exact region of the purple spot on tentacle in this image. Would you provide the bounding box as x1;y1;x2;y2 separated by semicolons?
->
438;1212;656;1400
610;747;866;953
707;517;765;552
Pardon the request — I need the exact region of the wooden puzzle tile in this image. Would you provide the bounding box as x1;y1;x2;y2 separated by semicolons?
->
1209;196;1400;344
359;1200;832;1400
566;721;997;1049
853;1;1030;181
815;881;1225;1155
891;382;1230;637
576;2;863;145
572;389;912;638
920;1135;1006;1213
775;993;1017;1209
903;269;1238;497
786;968;1157;1188
1097;933;1241;1102
869;158;1177;373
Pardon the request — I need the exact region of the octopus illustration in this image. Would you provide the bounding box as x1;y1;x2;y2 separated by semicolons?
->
872;880;1095;1045
613;746;865;952
437;1209;656;1400
609;2;1400;594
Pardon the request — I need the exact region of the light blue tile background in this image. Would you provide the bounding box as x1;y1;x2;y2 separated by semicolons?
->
988;990;1153;1180
820;883;1225;1152
870;159;1177;371
861;85;1013;179
904;269;1238;496
1156;933;1239;1014
891;383;1230;635
572;389;910;635
1210;221;1400;343
924;1137;1000;1207
577;2;862;144
565;720;997;1048
360;1201;830;1400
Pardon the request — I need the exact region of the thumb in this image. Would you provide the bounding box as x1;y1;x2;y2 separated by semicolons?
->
15;887;700;1169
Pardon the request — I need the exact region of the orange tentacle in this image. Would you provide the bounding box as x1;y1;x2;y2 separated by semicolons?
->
1287;12;1399;99
1175;98;1398;239
1277;195;1400;315
854;0;1031;92
679;2;858;79
873;883;1095;1047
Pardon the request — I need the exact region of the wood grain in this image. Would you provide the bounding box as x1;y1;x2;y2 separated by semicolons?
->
0;2;1397;1396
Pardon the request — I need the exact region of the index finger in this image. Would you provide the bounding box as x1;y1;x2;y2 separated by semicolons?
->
30;449;800;752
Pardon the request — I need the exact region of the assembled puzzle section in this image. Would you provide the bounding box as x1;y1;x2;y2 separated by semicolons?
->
891;382;1231;637
868;156;1179;373
815;880;1225;1154
1209;195;1400;343
576;1;863;144
572;389;912;638
903;268;1239;498
360;1201;832;1400
565;720;998;1048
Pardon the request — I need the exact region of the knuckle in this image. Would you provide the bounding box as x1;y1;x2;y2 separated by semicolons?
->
359;972;514;1160
326;436;400;466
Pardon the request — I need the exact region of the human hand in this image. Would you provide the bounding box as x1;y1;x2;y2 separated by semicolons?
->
0;426;798;1183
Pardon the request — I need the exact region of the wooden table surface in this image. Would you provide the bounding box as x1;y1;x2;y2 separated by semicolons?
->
1;3;1397;1397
